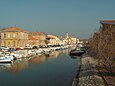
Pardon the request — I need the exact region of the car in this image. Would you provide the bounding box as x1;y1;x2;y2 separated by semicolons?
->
16;47;22;50
24;46;32;49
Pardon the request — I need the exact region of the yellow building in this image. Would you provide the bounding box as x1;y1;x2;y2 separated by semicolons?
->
0;27;28;48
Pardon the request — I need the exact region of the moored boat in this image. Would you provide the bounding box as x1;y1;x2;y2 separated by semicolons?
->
0;55;14;63
69;46;86;57
69;50;85;56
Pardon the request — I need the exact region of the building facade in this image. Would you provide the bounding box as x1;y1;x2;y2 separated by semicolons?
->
62;32;77;45
29;32;46;46
100;20;115;28
0;27;28;48
28;35;38;47
46;34;61;46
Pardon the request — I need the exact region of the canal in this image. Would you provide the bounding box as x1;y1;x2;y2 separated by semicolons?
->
0;49;80;86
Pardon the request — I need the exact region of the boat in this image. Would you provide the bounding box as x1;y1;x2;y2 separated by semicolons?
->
0;55;14;63
69;50;86;56
69;46;86;57
70;55;81;59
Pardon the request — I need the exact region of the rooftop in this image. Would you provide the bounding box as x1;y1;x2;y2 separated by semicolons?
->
28;35;37;40
29;32;46;35
0;27;28;32
100;20;115;25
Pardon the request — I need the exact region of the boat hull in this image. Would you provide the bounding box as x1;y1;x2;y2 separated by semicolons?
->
69;50;85;57
0;59;12;63
0;56;14;63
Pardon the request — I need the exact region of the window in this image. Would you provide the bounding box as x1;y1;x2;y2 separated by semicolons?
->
4;33;6;38
13;41;15;47
4;41;6;46
8;41;10;47
13;33;16;38
8;34;10;38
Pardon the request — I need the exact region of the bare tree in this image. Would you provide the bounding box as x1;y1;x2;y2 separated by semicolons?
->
88;23;115;72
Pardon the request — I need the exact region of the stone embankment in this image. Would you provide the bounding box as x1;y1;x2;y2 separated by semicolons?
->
72;54;105;86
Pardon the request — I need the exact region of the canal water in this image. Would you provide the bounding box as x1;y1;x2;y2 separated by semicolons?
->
0;49;80;86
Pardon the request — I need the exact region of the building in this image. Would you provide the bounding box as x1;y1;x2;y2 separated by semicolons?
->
46;34;60;46
28;35;38;47
63;32;77;45
70;37;77;44
100;20;115;29
0;27;28;48
29;32;46;46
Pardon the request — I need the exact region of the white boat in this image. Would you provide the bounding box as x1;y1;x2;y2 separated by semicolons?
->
10;53;23;59
0;55;14;63
42;48;52;54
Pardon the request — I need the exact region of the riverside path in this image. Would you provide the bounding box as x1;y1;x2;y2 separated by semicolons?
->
72;54;105;86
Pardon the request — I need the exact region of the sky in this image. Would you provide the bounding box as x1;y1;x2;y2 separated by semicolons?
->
0;0;115;39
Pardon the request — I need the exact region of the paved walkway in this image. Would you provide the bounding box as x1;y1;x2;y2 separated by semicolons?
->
72;54;105;86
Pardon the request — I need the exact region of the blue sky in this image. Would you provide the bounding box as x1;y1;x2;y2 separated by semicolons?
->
0;0;115;39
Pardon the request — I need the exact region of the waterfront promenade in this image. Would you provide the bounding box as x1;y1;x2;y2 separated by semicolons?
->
72;54;105;86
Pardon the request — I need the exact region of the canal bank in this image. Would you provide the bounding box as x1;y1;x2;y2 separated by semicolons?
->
72;54;105;86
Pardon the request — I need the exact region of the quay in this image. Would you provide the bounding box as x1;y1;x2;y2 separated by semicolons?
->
72;54;105;86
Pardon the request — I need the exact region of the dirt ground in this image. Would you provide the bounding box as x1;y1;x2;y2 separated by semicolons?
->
99;67;115;86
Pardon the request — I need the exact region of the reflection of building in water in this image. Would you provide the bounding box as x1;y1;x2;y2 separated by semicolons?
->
62;50;69;55
46;51;61;60
9;59;29;73
61;48;74;55
0;63;12;71
0;49;76;73
29;54;46;64
0;59;29;73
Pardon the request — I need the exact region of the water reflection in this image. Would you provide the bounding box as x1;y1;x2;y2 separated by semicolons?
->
0;63;12;71
29;49;72;64
29;54;46;64
0;48;79;86
0;49;73;73
46;51;62;60
10;59;29;73
70;56;81;59
0;59;29;73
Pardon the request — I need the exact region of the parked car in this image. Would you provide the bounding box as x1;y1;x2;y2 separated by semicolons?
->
16;48;22;50
24;46;32;49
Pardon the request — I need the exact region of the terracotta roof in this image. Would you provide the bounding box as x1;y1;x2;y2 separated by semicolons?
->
29;32;46;35
28;35;37;40
1;27;28;32
100;20;115;25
